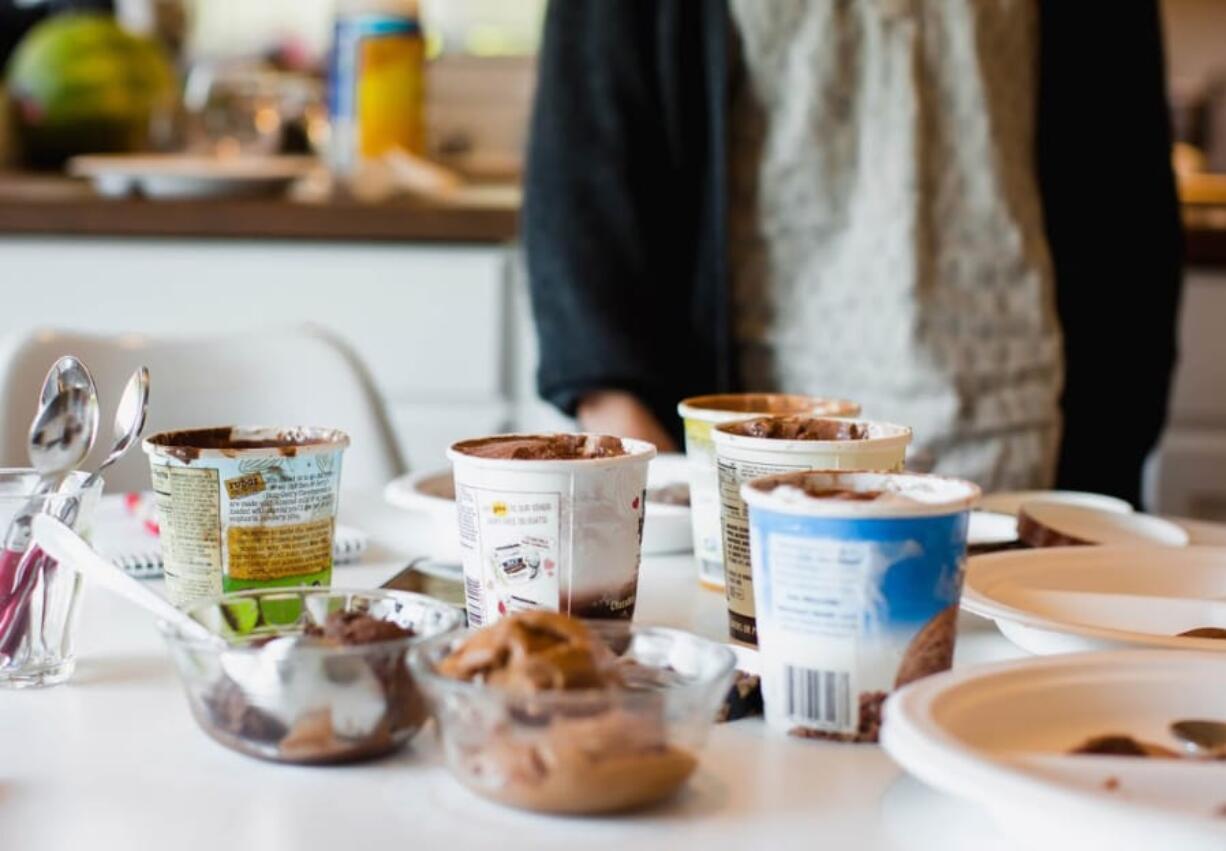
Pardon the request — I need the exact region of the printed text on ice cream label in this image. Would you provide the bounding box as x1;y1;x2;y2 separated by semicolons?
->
454;482;561;625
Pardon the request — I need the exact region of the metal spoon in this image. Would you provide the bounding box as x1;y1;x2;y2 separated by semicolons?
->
58;366;150;525
0;358;98;553
39;356;96;413
37;366;150;645
3;386;99;551
0;387;100;654
1170;719;1226;759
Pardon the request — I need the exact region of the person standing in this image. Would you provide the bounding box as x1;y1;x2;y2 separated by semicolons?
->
524;1;1182;506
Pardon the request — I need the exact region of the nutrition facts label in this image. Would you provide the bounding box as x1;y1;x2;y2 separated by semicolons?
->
717;457;809;644
151;464;223;607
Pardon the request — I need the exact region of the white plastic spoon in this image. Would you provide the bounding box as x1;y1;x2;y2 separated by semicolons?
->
31;514;220;646
33;515;387;735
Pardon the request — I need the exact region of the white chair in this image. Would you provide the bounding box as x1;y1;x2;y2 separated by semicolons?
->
0;327;405;493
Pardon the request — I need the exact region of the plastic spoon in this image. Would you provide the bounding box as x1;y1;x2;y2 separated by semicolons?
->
30;514;220;646
31;516;386;735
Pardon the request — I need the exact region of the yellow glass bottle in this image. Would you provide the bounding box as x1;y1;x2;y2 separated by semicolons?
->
329;0;425;176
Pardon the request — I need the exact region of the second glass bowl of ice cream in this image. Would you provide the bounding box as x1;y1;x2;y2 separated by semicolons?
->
409;616;736;814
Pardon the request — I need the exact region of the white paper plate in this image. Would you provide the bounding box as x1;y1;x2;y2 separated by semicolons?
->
1018;503;1189;548
882;651;1226;851
383;453;694;560
979;490;1134;517
962;545;1226;654
641;452;694;554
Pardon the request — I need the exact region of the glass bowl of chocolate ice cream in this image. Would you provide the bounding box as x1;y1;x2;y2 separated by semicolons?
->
161;587;462;764
409;611;736;814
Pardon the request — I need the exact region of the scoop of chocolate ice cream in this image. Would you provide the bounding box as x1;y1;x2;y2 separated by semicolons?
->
304;610;415;645
454;434;627;461
438;611;612;692
724;416;870;441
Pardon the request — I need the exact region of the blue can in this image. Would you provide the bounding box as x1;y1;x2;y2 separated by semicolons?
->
741;470;979;741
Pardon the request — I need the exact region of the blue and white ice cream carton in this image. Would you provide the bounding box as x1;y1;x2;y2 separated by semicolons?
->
741;470;979;741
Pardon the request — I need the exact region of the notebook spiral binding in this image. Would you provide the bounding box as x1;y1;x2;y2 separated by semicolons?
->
110;527;369;579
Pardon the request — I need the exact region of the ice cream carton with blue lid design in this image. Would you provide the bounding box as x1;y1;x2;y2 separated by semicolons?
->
741;470;979;741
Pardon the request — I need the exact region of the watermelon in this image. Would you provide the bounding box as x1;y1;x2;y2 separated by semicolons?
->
5;13;176;168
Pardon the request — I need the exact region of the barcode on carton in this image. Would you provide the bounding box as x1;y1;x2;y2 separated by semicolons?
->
464;576;484;626
784;665;851;730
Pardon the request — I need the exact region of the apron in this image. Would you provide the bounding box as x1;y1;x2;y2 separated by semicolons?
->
729;0;1063;490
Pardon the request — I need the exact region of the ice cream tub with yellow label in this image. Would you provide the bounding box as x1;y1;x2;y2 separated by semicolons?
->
677;394;860;592
143;426;349;608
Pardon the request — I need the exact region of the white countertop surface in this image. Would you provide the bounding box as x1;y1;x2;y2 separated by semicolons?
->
4;493;1225;851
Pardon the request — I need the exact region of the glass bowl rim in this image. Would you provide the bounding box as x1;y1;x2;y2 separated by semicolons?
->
158;586;464;655
408;622;737;705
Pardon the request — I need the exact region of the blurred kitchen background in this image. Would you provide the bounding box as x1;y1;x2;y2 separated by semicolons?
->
0;0;1225;515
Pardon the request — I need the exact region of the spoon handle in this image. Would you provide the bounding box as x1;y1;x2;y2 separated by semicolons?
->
31;514;218;645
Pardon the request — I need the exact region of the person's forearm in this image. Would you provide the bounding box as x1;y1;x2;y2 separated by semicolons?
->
576;390;678;452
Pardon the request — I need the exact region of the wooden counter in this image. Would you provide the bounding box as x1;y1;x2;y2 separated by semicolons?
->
3;171;1226;265
0;173;519;244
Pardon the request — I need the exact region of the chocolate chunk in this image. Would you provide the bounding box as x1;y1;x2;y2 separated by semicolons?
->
204;677;288;743
1071;735;1151;756
715;671;763;723
1177;627;1226;639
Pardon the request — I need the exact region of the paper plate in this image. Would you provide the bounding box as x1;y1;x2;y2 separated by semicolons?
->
979;490;1134;517
1017;503;1189;548
640;452;694;554
962;545;1226;654
383;453;694;560
882;650;1226;851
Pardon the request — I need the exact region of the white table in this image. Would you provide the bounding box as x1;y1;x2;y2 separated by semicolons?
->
5;494;1224;851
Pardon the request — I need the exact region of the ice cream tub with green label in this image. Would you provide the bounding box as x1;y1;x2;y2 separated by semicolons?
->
143;426;349;608
676;394;859;592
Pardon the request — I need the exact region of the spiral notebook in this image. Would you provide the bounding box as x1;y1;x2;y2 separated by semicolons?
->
100;525;367;579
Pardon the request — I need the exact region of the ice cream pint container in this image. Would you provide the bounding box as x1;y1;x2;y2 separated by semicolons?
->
742;470;979;741
143;426;349;607
676;395;859;591
447;434;656;627
711;416;911;645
